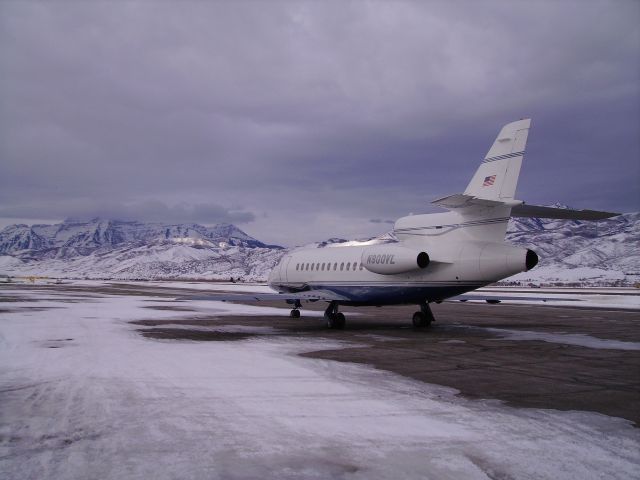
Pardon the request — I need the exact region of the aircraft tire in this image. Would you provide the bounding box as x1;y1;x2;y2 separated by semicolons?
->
290;309;301;318
325;314;335;329
326;313;346;329
412;311;429;328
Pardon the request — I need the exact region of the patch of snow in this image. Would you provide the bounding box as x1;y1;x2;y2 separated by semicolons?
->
484;328;640;351
462;289;640;310
0;255;23;268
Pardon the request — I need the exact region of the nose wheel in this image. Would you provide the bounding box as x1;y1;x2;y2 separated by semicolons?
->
289;299;302;318
412;303;435;328
324;301;346;329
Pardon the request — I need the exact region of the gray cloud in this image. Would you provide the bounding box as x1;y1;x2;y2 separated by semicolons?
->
0;200;255;225
0;0;638;245
369;219;395;225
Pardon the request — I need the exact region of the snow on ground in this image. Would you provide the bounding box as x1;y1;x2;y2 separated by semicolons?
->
479;327;640;351
183;300;325;318
141;281;275;294
462;290;640;310
1;287;639;479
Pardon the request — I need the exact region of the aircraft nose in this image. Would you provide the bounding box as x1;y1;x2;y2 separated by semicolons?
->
267;264;279;286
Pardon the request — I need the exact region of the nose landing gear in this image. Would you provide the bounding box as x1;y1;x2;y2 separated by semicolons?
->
289;299;302;318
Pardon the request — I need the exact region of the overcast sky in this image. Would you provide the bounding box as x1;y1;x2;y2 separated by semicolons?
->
1;0;638;246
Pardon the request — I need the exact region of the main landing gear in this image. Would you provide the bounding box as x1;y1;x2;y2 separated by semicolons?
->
324;301;346;329
412;303;435;328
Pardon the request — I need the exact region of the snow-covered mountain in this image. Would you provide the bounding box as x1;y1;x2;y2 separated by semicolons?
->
0;218;273;258
505;210;640;286
0;211;637;285
0;219;284;281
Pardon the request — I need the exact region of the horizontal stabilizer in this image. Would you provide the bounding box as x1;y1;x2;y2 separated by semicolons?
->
511;204;619;220
176;290;348;303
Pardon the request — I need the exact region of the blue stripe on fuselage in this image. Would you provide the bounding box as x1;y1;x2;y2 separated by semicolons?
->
276;282;486;306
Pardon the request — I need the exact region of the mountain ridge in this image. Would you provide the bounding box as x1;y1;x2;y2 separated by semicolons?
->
0;218;281;259
0;212;638;285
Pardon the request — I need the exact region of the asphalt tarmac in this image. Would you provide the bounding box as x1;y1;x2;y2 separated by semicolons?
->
134;297;640;426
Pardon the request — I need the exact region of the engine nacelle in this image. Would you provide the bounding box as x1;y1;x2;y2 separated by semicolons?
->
457;242;539;280
361;245;430;275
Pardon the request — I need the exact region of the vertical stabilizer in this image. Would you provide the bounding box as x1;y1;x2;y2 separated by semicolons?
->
464;119;530;201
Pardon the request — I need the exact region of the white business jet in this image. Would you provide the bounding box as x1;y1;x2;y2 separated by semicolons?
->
191;119;617;328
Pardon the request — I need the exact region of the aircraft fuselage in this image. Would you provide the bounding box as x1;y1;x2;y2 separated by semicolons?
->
267;241;535;306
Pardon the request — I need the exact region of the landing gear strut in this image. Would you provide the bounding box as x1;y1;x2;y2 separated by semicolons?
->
289;300;302;318
324;301;345;329
412;302;435;328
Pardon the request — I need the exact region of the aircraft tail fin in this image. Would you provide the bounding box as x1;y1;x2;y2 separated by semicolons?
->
464;118;531;201
396;118;619;246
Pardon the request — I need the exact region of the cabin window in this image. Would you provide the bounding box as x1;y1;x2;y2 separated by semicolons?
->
316;263;320;270
346;262;351;270
334;262;337;270
359;263;363;270
321;263;325;271
340;262;344;271
305;263;309;271
352;262;357;271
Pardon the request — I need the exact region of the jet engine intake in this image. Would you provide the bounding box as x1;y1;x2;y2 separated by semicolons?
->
361;246;430;275
526;249;539;271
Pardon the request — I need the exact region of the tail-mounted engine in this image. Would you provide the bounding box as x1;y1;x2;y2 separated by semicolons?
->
361;245;430;275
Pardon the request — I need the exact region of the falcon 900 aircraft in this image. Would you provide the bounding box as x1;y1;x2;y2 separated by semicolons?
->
192;119;617;328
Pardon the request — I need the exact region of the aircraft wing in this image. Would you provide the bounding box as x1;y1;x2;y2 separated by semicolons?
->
177;290;348;303
450;293;577;304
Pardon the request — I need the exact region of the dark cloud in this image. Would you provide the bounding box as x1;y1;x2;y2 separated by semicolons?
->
0;0;638;245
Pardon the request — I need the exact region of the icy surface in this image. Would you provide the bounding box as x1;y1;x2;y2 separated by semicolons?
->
463;288;640;310
484;328;640;351
1;287;639;479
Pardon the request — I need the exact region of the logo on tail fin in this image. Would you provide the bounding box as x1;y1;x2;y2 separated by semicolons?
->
483;175;496;186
